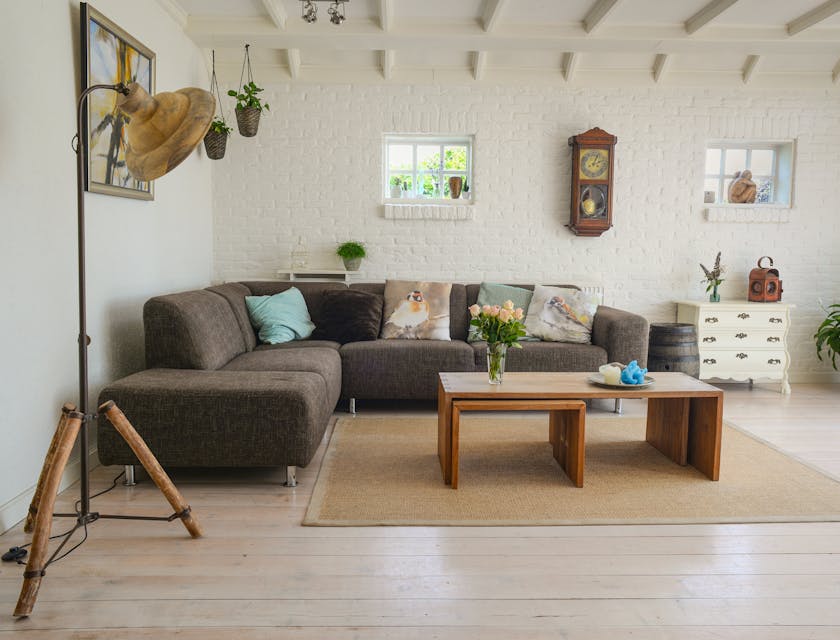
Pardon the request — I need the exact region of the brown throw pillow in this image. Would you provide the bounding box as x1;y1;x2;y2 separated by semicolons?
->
311;289;383;344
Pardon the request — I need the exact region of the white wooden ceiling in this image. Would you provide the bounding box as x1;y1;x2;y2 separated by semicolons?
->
157;0;840;86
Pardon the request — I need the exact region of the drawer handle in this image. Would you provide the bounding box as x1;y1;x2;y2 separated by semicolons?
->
705;317;719;323
735;332;748;339
736;353;748;359
737;313;751;319
768;358;782;365
769;317;783;324
702;336;717;343
703;358;717;364
767;336;780;343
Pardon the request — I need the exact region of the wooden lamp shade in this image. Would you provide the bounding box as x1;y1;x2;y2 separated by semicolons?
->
117;82;215;181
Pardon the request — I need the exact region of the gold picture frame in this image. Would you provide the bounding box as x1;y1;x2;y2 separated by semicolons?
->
80;3;156;200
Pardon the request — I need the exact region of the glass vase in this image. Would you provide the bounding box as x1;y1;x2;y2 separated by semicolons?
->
709;284;720;303
486;342;508;385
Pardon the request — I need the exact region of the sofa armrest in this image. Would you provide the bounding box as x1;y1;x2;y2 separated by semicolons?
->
591;306;649;368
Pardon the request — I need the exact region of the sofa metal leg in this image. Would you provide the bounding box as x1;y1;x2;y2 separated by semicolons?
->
614;399;623;415
123;465;137;486
284;465;297;488
349;398;356;415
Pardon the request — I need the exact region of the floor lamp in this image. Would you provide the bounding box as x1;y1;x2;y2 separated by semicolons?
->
13;81;215;617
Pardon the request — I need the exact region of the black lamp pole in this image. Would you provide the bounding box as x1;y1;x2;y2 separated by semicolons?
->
73;82;129;520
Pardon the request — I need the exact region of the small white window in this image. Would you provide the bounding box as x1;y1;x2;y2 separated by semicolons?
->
384;135;473;201
704;141;794;206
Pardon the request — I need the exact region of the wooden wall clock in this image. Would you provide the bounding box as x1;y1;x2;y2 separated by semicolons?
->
567;127;617;237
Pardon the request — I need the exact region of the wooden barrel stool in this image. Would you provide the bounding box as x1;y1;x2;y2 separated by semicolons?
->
648;323;700;378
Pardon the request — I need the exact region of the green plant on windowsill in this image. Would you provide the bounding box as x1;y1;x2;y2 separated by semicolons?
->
815;302;840;370
336;241;366;272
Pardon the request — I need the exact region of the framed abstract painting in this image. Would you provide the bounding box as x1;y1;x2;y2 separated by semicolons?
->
80;3;156;200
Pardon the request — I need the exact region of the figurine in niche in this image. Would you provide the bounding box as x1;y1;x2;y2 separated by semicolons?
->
728;169;757;204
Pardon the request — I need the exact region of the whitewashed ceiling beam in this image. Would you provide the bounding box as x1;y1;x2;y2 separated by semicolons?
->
583;0;621;34
381;49;395;80
379;0;393;32
787;0;840;36
261;0;287;30
155;0;188;30
562;52;578;81
742;54;760;84
482;0;508;33
473;51;488;80
652;53;671;83
287;48;301;79
685;0;739;35
184;20;840;56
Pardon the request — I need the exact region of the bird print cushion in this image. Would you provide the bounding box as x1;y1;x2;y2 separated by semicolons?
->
523;285;599;344
381;280;452;340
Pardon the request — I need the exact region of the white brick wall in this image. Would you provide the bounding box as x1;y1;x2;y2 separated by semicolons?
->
212;84;840;380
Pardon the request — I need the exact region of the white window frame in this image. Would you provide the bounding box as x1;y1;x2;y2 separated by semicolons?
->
383;135;473;203
704;140;795;207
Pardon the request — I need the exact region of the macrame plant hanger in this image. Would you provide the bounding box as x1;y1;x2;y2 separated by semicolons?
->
203;50;229;159
233;44;264;137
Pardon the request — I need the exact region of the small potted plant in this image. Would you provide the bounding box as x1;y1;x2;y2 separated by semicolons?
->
227;81;270;137
336;241;366;271
389;176;403;199
815;301;840;370
462;177;470;199
203;118;232;160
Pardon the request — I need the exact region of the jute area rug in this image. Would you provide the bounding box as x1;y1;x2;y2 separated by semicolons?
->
304;414;840;526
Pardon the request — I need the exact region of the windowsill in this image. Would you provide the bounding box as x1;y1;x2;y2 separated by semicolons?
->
384;198;474;205
704;204;792;223
383;200;476;220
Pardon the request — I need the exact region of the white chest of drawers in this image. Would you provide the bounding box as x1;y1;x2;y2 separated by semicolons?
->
676;300;792;394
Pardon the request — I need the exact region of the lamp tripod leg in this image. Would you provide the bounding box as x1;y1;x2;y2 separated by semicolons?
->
24;404;76;533
99;401;202;538
14;408;84;617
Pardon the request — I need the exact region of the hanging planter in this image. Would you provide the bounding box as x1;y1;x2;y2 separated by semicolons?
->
228;44;269;138
203;50;231;159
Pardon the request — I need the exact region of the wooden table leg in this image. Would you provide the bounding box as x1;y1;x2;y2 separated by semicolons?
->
437;380;452;484
550;404;585;488
451;405;461;489
646;397;690;466
688;394;723;480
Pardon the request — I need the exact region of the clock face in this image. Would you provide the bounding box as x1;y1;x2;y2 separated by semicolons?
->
579;148;609;180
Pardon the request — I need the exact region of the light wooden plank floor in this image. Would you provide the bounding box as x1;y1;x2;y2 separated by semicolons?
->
1;383;839;638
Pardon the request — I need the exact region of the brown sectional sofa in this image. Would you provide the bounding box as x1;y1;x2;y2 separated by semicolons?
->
98;281;648;480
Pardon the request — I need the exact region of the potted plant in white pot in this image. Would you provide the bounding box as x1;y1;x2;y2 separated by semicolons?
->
389;176;403;199
336;241;366;271
203;118;232;160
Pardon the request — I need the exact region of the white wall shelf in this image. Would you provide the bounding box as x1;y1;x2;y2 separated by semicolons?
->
276;268;358;284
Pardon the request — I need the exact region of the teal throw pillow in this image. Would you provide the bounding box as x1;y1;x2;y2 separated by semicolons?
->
468;282;537;342
246;287;315;344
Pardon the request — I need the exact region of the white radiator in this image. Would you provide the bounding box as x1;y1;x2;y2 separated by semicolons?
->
580;285;605;305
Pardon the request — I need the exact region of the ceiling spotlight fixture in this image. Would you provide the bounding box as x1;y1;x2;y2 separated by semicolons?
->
301;0;318;23
300;0;349;25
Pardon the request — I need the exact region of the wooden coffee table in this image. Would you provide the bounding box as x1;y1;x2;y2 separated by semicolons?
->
437;371;723;489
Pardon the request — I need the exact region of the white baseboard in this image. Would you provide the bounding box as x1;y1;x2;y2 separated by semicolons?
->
790;371;840;384
0;448;99;535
